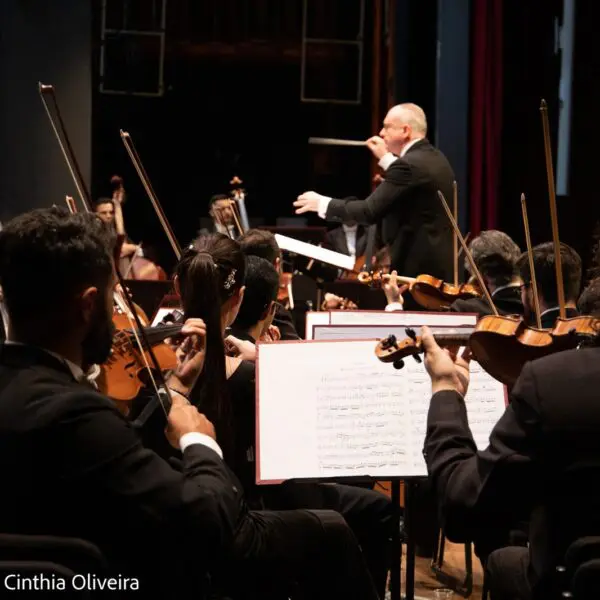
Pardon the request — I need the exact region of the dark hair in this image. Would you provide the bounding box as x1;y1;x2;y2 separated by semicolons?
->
174;233;246;458
0;207;113;328
578;277;600;316
467;230;521;286
233;256;279;331
517;242;582;305
238;228;280;264
94;197;114;209
208;194;230;211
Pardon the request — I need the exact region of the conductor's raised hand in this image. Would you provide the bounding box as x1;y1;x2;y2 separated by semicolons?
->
169;318;207;393
420;326;471;396
165;392;216;449
366;136;388;160
294;191;327;214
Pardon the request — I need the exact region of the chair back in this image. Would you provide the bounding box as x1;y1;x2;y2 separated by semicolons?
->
557;536;600;599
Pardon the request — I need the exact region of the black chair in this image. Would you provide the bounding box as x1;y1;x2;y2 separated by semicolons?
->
0;533;108;598
560;537;600;599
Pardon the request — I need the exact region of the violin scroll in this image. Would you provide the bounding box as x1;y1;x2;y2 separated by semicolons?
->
376;328;423;370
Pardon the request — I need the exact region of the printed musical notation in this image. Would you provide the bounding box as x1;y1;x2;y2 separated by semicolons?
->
256;340;506;482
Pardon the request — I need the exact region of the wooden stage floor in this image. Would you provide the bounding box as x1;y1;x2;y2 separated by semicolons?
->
391;541;484;600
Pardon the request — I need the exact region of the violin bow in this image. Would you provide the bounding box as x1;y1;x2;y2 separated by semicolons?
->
456;232;471;258
520;193;543;328
453;180;459;286
540;99;566;319
438;191;500;315
38;83;174;417
119;130;182;260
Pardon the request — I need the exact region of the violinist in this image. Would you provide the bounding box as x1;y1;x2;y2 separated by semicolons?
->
420;316;600;600
449;230;524;317
0;207;242;598
228;255;280;344
238;228;301;340
577;276;600;316
294;103;455;310
517;242;581;328
164;233;385;599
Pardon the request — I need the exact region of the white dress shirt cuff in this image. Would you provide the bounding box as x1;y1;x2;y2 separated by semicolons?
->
317;197;332;219
378;153;396;171
179;432;223;459
385;302;404;312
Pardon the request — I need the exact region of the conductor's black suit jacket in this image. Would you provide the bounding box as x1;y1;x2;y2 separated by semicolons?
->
325;139;455;281
424;346;600;597
0;343;243;597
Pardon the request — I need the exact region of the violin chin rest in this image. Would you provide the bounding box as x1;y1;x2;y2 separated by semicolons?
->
393;359;405;370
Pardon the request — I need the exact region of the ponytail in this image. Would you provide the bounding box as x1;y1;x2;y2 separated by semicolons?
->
175;234;245;461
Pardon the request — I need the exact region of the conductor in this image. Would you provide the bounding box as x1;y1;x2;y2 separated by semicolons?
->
295;103;455;307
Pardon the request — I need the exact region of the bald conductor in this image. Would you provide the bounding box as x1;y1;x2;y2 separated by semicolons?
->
295;104;455;306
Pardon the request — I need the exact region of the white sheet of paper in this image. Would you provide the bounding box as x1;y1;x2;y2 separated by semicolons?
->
256;340;506;482
274;233;355;270
328;310;478;327
312;324;474;342
305;311;331;339
151;307;182;327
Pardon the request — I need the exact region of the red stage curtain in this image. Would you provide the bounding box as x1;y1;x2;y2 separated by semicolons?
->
469;0;503;235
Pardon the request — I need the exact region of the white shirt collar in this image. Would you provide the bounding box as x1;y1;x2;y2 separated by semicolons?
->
400;137;425;157
491;283;521;297
342;223;358;232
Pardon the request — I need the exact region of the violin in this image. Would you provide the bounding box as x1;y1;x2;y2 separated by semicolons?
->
375;318;600;387
320;293;358;311
99;304;181;411
357;271;482;310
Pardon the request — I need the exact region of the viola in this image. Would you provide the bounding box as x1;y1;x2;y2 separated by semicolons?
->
357;271;482;311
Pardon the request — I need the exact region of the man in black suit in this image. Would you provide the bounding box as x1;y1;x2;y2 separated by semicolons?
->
420;325;600;599
238;228;301;340
516;242;581;328
198;194;239;239
324;221;368;259
230;254;398;598
449;230;524;317
294;103;455;310
0;208;379;599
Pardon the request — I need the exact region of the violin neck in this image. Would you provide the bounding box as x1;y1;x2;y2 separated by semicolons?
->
432;333;470;346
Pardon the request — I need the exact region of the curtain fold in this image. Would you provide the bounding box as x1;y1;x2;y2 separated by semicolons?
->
469;0;503;235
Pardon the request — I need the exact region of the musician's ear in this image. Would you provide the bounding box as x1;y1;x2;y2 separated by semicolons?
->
274;256;281;271
79;286;99;326
173;275;181;296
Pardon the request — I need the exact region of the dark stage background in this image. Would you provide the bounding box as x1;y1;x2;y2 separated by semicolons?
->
1;0;598;280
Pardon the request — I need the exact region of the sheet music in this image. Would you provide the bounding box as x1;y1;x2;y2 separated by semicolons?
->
313;324;474;342
274;233;355;270
305;311;331;339
257;340;506;482
328;310;478;327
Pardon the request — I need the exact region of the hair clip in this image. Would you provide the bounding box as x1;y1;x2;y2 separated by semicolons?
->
224;268;236;290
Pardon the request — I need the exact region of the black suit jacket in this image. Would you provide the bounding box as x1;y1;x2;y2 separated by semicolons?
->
324;225;368;258
273;302;300;340
325;139;455;280
450;285;524;317
425;346;600;596
0;343;243;597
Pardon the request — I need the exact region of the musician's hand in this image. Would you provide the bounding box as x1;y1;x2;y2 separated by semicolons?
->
373;173;384;186
169;318;207;392
382;271;408;306
261;325;281;342
225;335;257;361
294;191;327;214
165;392;216;449
366;136;388;160
322;292;345;310
421;326;471;396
